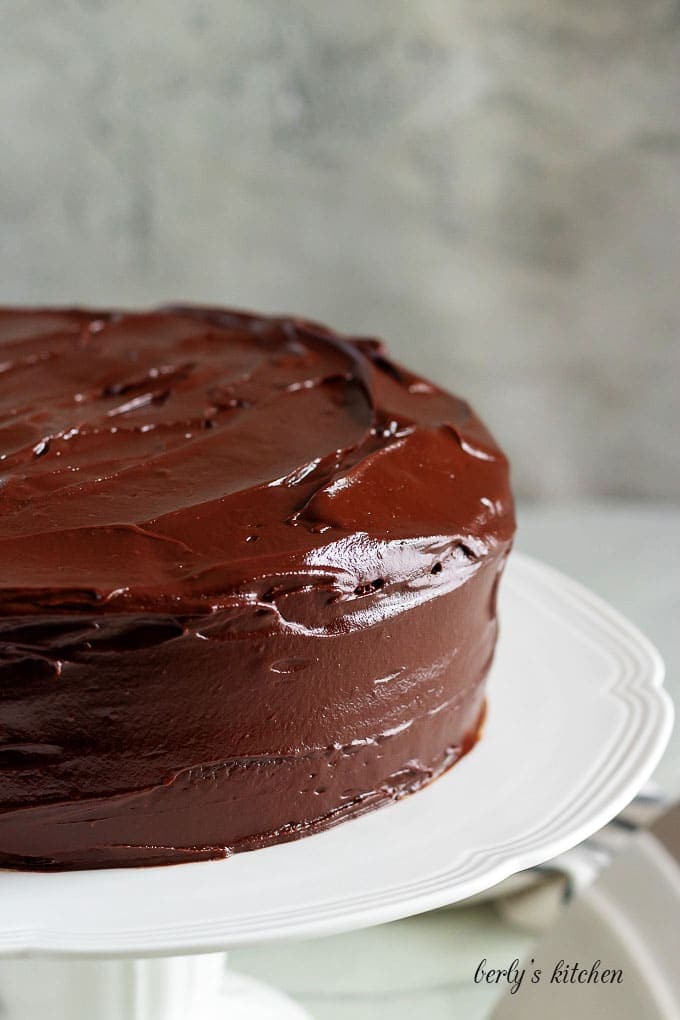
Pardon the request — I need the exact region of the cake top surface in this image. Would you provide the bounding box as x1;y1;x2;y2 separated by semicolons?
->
0;306;514;615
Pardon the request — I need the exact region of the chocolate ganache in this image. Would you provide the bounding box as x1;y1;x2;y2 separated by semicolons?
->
0;305;515;870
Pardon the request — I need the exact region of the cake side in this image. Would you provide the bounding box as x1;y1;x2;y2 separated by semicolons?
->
0;306;515;869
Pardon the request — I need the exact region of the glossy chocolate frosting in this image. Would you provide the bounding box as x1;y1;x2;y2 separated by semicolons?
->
0;305;515;870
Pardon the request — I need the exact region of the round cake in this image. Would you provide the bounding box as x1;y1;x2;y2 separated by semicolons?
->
0;305;515;870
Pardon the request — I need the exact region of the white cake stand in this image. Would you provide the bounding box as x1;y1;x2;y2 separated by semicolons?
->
0;554;672;1019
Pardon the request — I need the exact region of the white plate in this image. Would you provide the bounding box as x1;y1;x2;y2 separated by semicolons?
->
0;554;672;958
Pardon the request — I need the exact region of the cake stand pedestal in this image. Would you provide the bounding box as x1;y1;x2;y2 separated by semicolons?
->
0;557;671;1020
0;954;310;1020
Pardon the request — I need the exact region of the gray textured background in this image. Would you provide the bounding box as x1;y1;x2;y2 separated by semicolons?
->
2;1;679;501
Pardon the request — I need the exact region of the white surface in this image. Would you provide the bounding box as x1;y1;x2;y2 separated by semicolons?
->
0;553;671;959
0;954;311;1020
231;904;535;1020
493;830;680;1020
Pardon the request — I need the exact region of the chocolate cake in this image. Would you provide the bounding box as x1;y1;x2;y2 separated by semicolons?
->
0;305;515;870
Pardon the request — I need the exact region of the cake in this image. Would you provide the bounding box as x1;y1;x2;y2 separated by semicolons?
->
0;305;515;870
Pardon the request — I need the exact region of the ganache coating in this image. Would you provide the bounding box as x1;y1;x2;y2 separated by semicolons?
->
0;305;515;870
